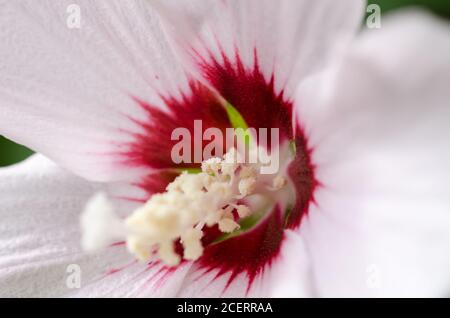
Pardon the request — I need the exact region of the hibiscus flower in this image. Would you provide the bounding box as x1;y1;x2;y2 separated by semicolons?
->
1;0;450;298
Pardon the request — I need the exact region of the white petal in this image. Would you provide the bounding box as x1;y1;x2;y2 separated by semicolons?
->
268;230;312;297
68;261;193;298
151;0;365;97
297;11;450;297
0;0;190;182
175;265;252;298
176;231;312;298
0;155;190;297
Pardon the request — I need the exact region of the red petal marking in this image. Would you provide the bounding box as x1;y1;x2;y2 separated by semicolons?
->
136;170;179;198
198;206;284;294
121;51;315;293
286;127;319;229
125;81;230;170
198;49;294;143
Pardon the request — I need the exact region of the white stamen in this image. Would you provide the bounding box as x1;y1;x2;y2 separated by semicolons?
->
80;147;288;266
240;166;257;179
271;175;287;190
201;157;222;175
126;235;153;261
238;177;257;197
205;209;224;227
181;228;204;260
158;241;181;266
236;204;252;218
218;218;241;233
80;192;126;252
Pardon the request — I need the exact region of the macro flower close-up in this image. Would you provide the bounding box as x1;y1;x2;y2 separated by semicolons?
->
0;0;450;299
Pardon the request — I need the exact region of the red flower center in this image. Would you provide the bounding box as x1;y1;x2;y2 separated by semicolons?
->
122;51;317;292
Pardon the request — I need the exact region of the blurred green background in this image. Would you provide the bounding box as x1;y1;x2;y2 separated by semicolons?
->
1;0;450;167
0;136;34;166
